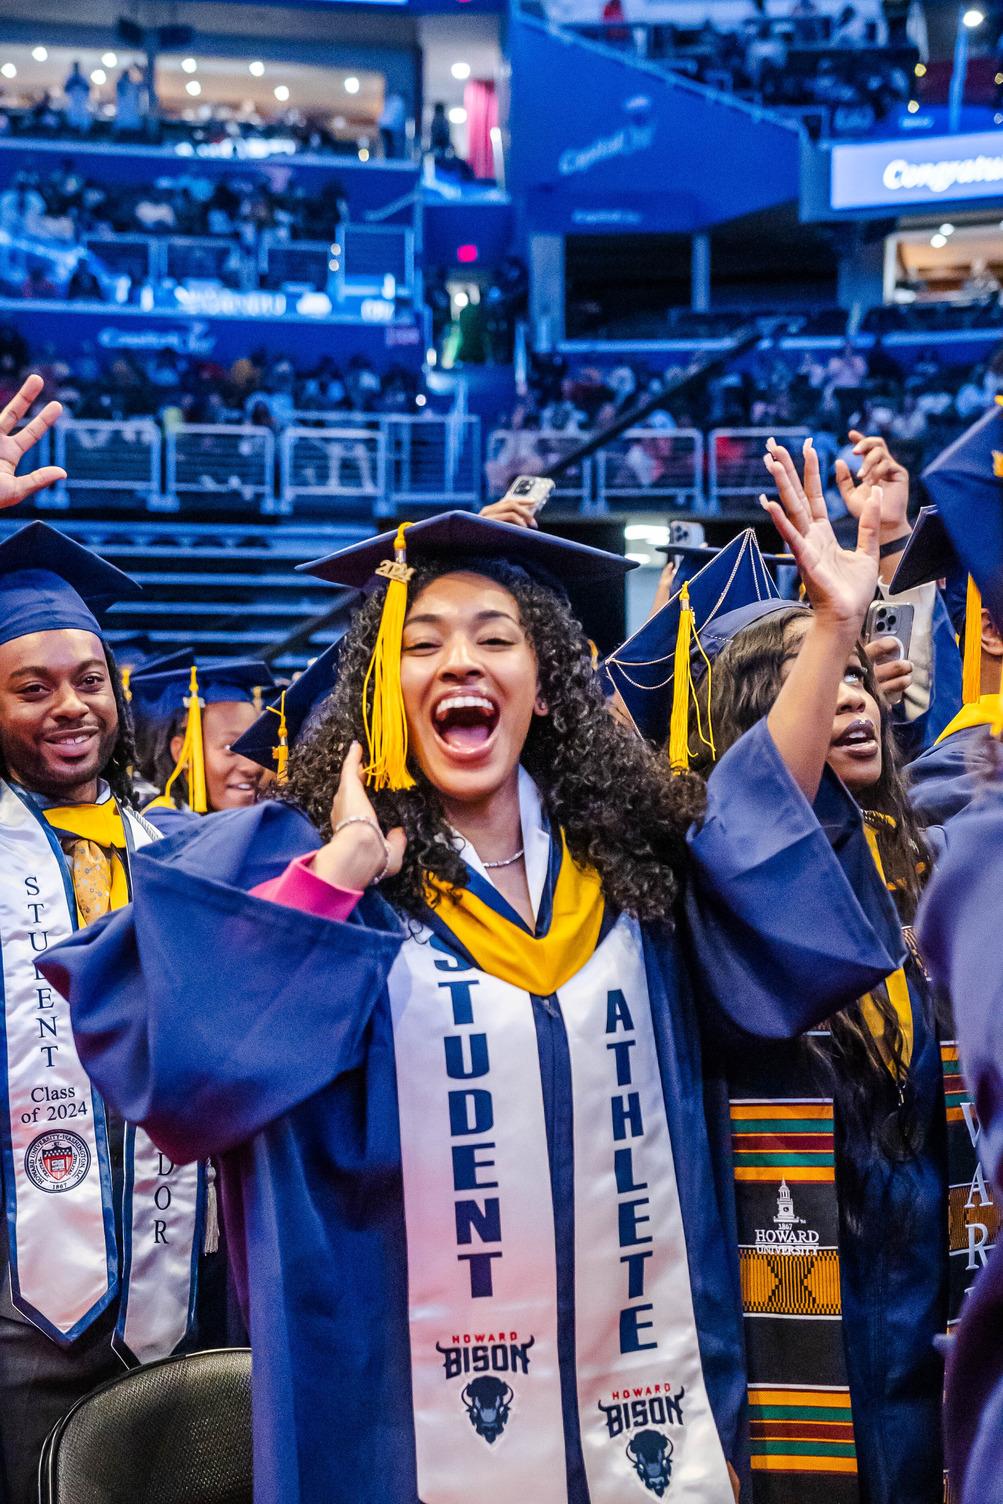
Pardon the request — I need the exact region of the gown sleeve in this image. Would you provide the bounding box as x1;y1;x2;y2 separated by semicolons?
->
917;782;1003;1196
39;801;405;1165
684;715;905;1038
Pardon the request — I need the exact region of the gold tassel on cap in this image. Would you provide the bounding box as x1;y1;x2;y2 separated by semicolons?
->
667;581;716;773
362;522;416;791
962;575;983;706
163;665;208;814
267;690;289;784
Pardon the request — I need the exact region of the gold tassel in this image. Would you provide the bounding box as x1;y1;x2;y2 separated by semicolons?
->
267;691;289;783
962;576;983;706
668;582;695;772
163;665;208;814
362;522;416;791
121;665;133;703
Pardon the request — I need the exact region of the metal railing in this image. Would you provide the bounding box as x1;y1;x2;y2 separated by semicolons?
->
340;225;415;297
36;226;416;302
708;427;834;511
485;428;595;508
596;428;704;508
31;415;481;515
54;419;161;507
165;424;276;510
385;415;480;506
279;425;386;516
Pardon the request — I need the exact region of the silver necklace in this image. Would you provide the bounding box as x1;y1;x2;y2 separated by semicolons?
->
482;847;525;870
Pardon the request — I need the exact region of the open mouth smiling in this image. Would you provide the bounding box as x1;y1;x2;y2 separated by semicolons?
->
431;693;500;756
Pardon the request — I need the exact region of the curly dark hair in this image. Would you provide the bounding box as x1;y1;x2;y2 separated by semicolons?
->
0;644;137;808
283;557;707;927
688;606;933;1198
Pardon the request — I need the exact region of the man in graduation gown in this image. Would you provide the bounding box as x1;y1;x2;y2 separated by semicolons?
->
43;507;904;1504
0;521;223;1503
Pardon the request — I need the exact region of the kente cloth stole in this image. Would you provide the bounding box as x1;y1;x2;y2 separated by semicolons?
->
730;1033;858;1504
729;819;916;1501
393;834;735;1504
0;781;202;1361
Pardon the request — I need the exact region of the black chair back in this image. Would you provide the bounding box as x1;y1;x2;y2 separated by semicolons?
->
38;1348;252;1504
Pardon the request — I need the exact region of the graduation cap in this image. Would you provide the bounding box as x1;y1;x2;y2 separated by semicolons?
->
0;521;141;650
606;530;798;760
231;641;345;778
297;512;635;791
121;646;196;705
131;658;275;814
921;402;1003;631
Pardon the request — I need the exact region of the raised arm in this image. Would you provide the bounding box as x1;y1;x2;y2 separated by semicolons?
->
761;436;881;801
0;373;67;509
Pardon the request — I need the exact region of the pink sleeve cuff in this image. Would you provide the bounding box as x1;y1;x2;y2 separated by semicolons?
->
250;853;363;923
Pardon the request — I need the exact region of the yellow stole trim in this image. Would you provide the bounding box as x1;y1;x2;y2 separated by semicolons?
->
42;803;130;918
426;831;606;996
860;820;913;1072
934;693;1000;746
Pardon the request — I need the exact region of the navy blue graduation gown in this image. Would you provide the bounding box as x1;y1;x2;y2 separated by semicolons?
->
892;588;962;762
42;720;902;1504
908;723;996;827
917;783;1003;1504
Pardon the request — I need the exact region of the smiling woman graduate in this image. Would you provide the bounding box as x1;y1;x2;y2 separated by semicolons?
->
42;503;904;1504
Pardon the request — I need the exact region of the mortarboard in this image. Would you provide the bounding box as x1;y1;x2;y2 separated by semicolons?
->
888;506;957;597
133;658;275;815
921;402;1003;630
128;658;272;721
297;512;635;791
606;530;796;758
231;641;345;777
0;521;141;650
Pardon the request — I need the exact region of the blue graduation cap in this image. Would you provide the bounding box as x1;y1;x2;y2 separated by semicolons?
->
0;521;141;650
129;658;274;722
921;403;1003;631
296;512;636;792
231;641;345;775
606;530;796;756
131;658;276;814
297;511;636;593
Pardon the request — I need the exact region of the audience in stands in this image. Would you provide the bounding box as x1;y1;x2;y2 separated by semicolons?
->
0;330;423;426
573;0;915;136
485;337;1003;494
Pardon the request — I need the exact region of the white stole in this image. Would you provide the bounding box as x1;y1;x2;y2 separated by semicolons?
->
0;780;201;1359
389;775;733;1502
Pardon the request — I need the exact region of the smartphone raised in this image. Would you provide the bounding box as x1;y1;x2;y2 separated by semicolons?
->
863;599;914;662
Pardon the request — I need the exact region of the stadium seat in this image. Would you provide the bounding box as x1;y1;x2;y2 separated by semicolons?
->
37;1348;252;1504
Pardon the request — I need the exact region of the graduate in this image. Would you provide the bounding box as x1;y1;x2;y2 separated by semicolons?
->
43;503;904;1504
609;438;993;1504
903;406;1003;825
0;521;218;1504
129;656;276;836
912;405;1003;1504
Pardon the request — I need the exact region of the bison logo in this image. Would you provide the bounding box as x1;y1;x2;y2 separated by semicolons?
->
461;1376;513;1444
626;1429;674;1496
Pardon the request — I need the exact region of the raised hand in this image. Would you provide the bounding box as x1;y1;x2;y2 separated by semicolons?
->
760;436;880;637
480;496;540;529
834;430;909;539
0;374;67;511
312;741;406;890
